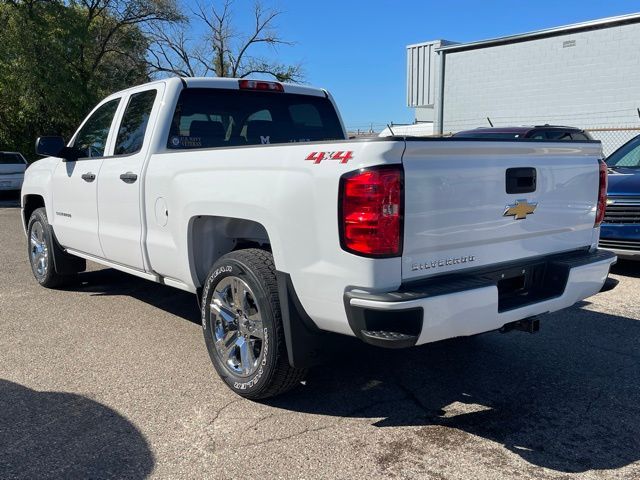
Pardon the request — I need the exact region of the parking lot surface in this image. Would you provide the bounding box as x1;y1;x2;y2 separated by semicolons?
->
1;197;640;479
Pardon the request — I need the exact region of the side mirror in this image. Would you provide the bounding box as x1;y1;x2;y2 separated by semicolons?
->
35;136;65;157
35;136;80;162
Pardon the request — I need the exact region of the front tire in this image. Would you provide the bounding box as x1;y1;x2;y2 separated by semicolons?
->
201;249;306;399
27;207;75;288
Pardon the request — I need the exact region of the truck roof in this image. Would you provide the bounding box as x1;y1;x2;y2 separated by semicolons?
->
108;76;328;99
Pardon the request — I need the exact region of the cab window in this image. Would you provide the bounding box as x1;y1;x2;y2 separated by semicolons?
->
72;99;120;158
114;90;157;156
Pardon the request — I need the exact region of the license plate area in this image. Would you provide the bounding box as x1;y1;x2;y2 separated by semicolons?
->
488;262;567;312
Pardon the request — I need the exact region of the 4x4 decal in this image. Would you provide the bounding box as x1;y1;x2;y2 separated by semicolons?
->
305;151;354;164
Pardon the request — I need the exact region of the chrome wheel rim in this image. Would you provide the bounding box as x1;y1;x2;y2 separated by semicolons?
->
30;221;48;278
210;276;265;377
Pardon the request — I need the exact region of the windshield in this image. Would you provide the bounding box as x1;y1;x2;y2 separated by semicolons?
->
606;135;640;168
167;88;345;149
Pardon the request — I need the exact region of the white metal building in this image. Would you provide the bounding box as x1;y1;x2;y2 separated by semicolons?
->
407;13;640;153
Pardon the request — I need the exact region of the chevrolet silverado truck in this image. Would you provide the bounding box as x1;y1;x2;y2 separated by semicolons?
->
22;77;615;399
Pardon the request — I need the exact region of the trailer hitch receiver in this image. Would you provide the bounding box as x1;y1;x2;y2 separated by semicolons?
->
499;316;540;334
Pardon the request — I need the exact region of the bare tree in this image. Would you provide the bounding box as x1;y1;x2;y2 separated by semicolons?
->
148;0;303;82
62;0;183;85
146;20;210;77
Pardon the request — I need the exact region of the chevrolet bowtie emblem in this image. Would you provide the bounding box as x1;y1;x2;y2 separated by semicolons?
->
504;199;537;220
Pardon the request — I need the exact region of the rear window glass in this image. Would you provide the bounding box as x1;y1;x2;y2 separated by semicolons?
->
166;89;344;149
570;132;591;141
536;130;573;140
454;132;522;139
528;130;590;140
0;153;25;164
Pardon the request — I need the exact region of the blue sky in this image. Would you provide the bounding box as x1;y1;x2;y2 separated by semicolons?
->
182;1;640;130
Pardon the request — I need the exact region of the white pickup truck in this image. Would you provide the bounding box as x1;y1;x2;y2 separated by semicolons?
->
22;77;615;399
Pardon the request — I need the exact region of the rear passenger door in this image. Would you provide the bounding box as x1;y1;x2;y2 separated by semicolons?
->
97;86;162;270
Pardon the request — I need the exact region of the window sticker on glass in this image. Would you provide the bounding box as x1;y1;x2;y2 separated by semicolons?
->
170;136;203;148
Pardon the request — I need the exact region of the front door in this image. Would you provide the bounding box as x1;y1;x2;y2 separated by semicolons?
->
97;88;160;270
51;98;120;256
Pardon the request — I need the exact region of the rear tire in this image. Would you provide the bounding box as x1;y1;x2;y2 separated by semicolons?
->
27;207;77;288
201;249;306;399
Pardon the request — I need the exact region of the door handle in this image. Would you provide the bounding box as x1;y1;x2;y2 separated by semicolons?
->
506;167;536;194
119;172;138;184
81;172;96;182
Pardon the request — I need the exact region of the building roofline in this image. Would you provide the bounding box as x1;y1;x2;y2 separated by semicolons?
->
421;12;640;54
406;39;458;49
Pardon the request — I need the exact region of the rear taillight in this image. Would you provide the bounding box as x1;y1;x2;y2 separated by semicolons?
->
339;166;403;257
238;80;284;92
595;160;607;227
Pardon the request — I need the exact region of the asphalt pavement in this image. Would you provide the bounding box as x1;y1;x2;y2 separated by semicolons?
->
1;193;640;479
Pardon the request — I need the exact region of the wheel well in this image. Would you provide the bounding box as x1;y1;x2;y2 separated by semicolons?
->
189;216;271;287
23;195;45;227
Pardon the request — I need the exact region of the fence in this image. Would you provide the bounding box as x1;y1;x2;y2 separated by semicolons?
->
584;127;640;156
349;125;640;156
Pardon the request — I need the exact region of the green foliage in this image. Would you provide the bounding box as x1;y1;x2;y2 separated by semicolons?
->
0;0;179;159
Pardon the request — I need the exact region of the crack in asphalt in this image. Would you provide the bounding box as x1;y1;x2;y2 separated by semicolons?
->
232;423;339;449
209;398;243;427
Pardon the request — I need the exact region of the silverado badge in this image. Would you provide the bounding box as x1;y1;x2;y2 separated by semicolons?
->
504;199;537;220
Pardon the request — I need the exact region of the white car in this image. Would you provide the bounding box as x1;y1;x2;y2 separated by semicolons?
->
378;122;434;137
21;77;615;399
0;151;27;191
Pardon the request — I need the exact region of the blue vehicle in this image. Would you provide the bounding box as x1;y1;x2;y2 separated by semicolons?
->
599;134;640;259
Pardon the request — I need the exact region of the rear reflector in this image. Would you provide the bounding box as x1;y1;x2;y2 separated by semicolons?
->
595;160;607;227
339;166;403;257
238;80;284;92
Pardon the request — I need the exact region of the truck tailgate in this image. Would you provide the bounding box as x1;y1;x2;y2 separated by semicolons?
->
401;140;602;281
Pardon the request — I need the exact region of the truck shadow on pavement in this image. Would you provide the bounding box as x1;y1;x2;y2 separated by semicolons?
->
73;266;640;474
0;380;154;479
270;306;640;474
610;259;640;278
0;191;20;208
77;267;201;323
